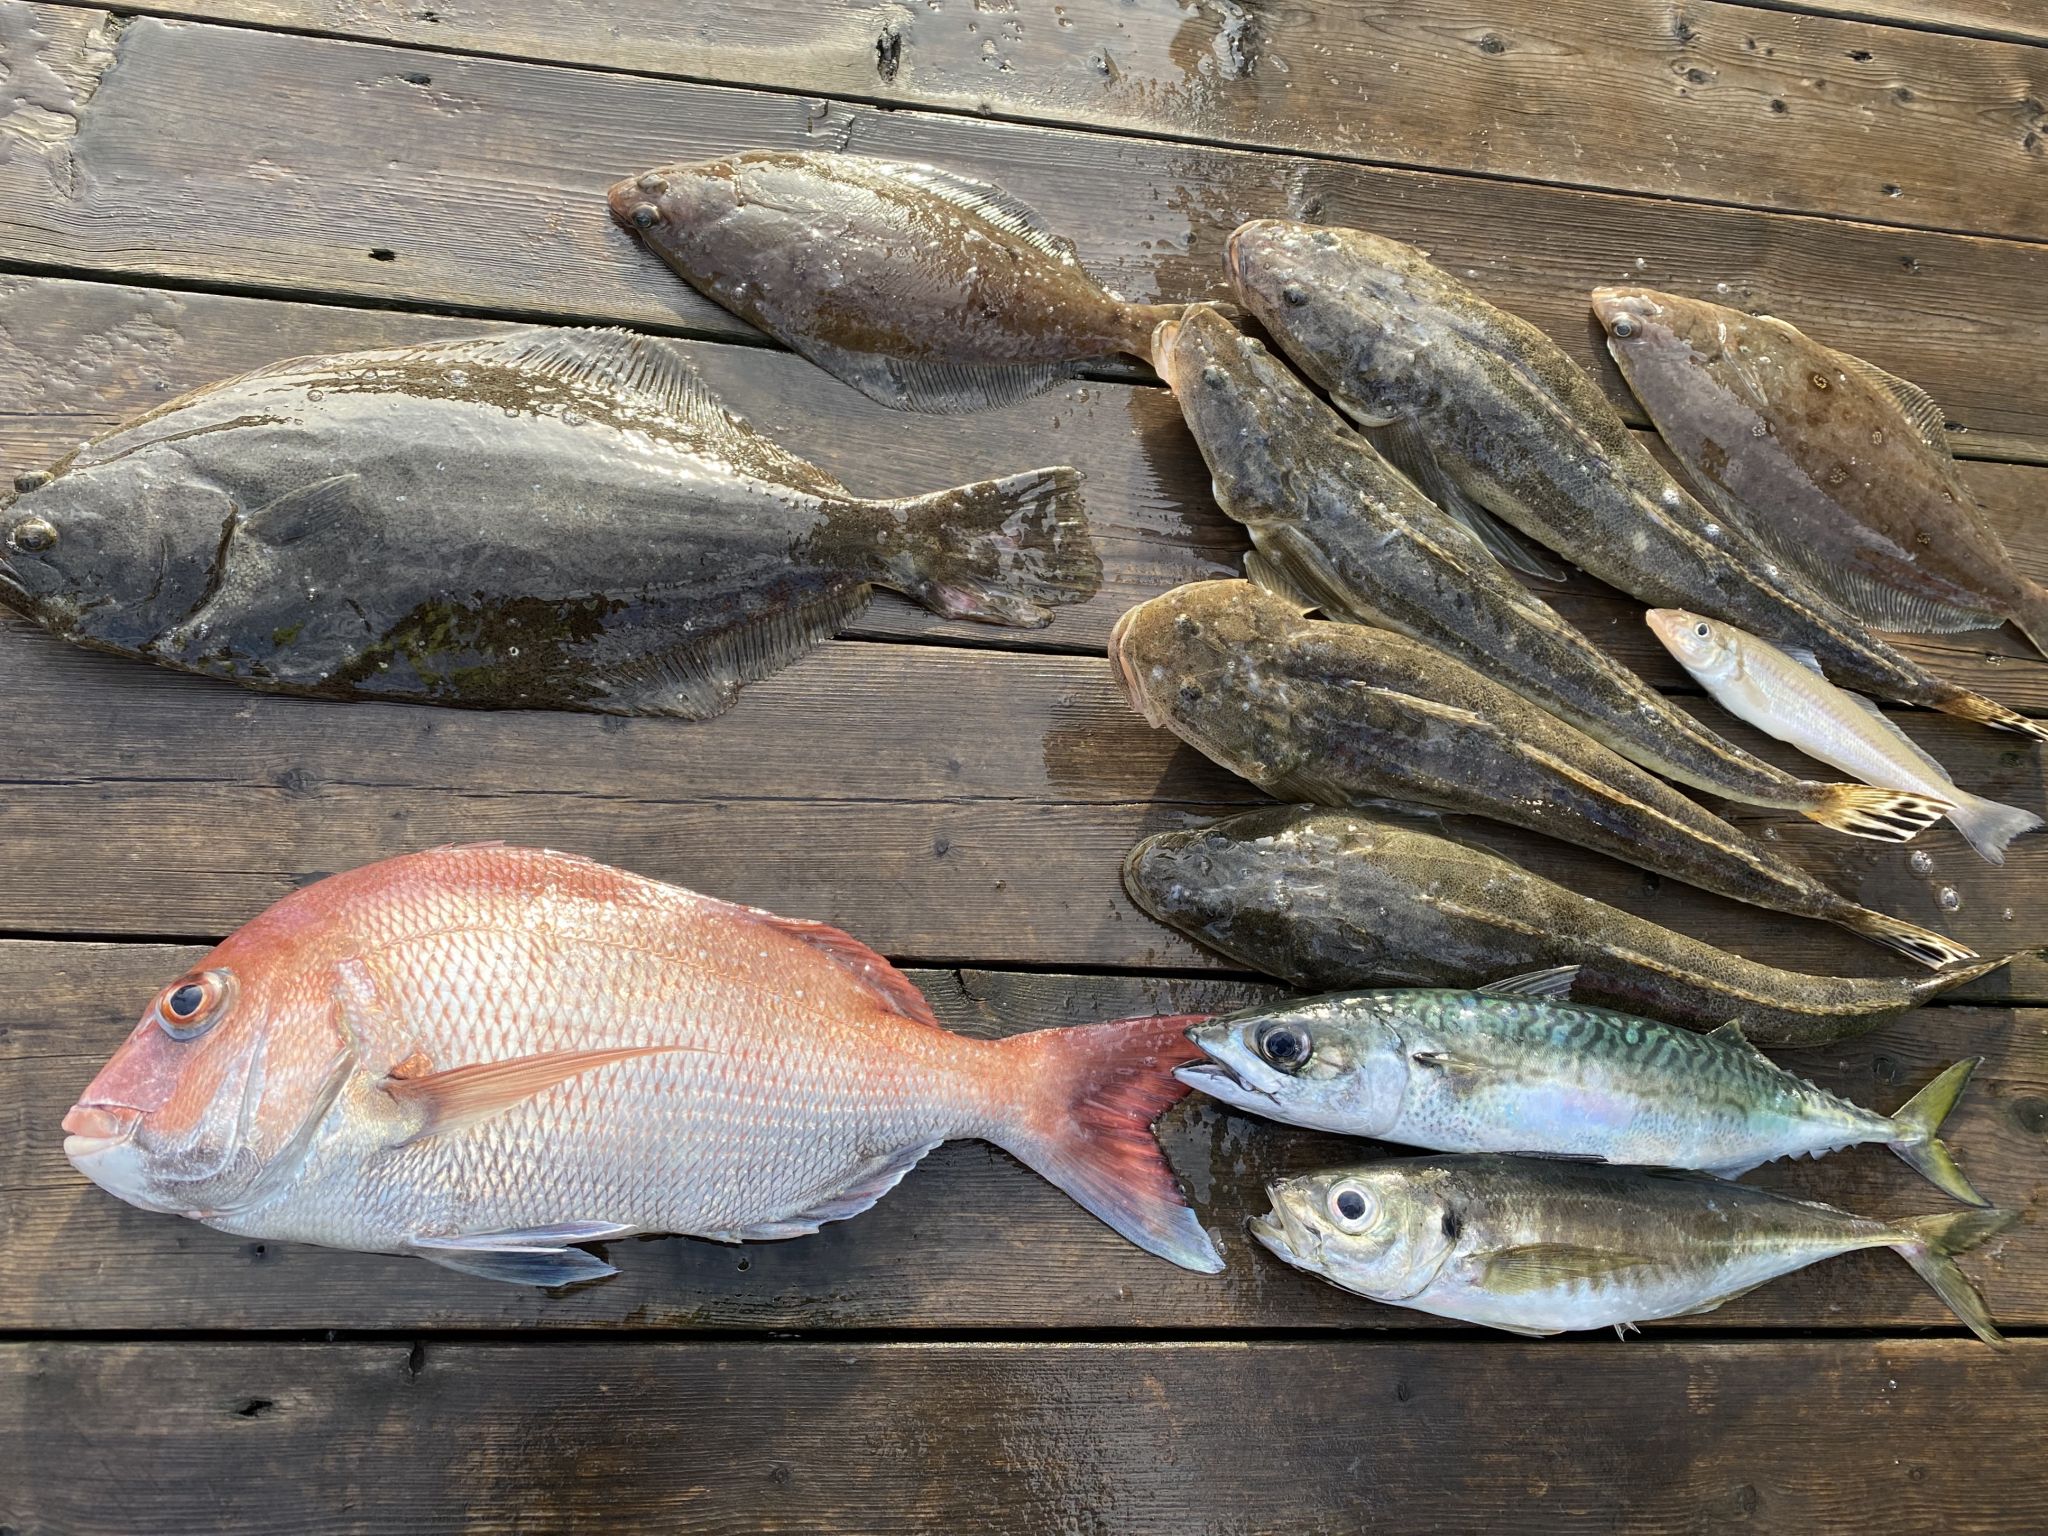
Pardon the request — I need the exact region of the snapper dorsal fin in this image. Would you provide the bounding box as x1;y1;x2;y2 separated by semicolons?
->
738;908;940;1027
859;160;1083;270
1832;348;1955;458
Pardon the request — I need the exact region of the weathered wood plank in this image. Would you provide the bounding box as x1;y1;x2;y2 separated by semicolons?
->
2;9;2046;458
1774;1;2048;47
5;943;2041;1330
73;0;2048;242
6;274;2048;689
1;1339;2040;1532
2;612;2045;973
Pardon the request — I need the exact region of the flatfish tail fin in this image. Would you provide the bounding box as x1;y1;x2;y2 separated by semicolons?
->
1801;783;1952;843
884;465;1100;627
2008;578;2048;662
1891;1207;2019;1349
1840;908;1978;971
989;1013;1223;1274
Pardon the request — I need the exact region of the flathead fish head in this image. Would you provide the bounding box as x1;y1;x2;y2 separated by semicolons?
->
1154;304;1331;502
1252;1164;1457;1301
0;462;236;650
64;872;376;1220
1645;607;1743;688
1109;580;1313;783
1226;220;1450;427
1180;993;1407;1136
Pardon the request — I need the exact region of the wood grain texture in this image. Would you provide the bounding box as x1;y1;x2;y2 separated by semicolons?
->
2;8;2046;459
6;943;2042;1331
1767;0;2048;47
1;1339;2042;1532
71;0;2048;240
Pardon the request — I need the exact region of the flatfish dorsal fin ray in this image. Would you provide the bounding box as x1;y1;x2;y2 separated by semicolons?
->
854;158;1084;269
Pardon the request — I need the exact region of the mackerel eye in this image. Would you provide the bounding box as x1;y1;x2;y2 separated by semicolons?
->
1256;1020;1312;1070
630;204;660;230
153;969;233;1041
1328;1182;1375;1230
1611;316;1637;339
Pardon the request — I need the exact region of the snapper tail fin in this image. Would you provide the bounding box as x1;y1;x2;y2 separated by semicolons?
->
1886;1058;1989;1206
989;1013;1223;1273
1803;784;1953;843
1892;1207;2018;1349
888;466;1100;628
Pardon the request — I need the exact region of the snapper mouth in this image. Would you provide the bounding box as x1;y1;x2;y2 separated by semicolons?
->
62;1101;141;1160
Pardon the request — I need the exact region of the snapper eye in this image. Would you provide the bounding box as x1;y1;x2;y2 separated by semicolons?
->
1256;1020;1312;1070
1329;1181;1374;1229
153;969;233;1041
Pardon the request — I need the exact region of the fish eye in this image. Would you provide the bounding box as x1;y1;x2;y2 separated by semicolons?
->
1694;622;1710;638
153;969;233;1041
1328;1182;1374;1229
630;204;661;230
1256;1020;1312;1070
1281;284;1309;307
1611;316;1637;339
8;516;56;553
1201;365;1228;389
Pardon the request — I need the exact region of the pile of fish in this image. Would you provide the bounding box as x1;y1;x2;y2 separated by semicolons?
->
30;148;2028;1343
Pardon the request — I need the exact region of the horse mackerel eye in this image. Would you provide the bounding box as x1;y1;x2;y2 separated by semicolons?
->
1335;1189;1367;1221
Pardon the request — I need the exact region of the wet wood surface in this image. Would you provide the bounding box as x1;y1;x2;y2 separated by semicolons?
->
2;0;2045;1527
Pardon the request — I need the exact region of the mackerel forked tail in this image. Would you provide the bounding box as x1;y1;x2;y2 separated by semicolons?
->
1886;1059;1989;1206
989;1012;1224;1274
1891;1207;2018;1349
890;465;1101;628
1842;907;1978;970
1803;784;1953;843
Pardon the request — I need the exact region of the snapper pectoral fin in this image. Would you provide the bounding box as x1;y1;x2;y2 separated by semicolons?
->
384;1044;698;1145
409;1221;640;1287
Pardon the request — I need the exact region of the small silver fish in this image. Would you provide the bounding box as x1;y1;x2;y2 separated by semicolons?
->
1182;989;1984;1202
1649;609;2041;866
1253;1155;2015;1344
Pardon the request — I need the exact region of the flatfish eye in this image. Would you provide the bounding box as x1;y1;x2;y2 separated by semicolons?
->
1281;284;1309;307
152;969;235;1041
631;204;662;230
1610;316;1637;339
8;516;56;553
1201;365;1228;388
1328;1181;1375;1229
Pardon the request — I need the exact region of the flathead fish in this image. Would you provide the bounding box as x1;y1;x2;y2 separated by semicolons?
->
1151;305;1940;844
1253;1154;2014;1344
1111;581;1968;967
62;845;1222;1282
0;327;1098;715
1226;220;2048;743
609;151;1217;413
1123;806;2015;1046
1595;286;2048;655
1650;609;2041;866
1182;990;1984;1202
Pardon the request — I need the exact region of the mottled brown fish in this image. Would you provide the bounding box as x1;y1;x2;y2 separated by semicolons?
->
1112;581;1970;968
1228;220;2048;743
1122;807;2013;1047
609;151;1219;413
1595;287;2048;656
0;327;1099;715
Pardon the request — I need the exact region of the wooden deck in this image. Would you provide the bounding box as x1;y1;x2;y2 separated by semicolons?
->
0;2;2043;1529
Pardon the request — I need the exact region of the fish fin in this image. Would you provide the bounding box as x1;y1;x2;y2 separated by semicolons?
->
598;580;872;719
1816;563;2005;638
1471;1244;1662;1294
989;1013;1223;1274
698;1140;944;1241
853;160;1083;268
1483;1321;1566;1338
734;910;940;1028
1892;1207;2018;1349
1704;1020;1759;1051
1839;909;1978;971
1242;547;1326;617
1944;792;2043;868
1804;783;1953;845
385;1045;688;1145
1478;965;1582;1001
409;1223;635;1288
1833;350;1955;458
2008;580;2048;660
886;465;1099;625
1364;420;1570;582
790;327;1070;414
1410;1049;1488;1079
1780;644;1824;674
1665;1278;1775;1318
244;473;365;548
1887;1059;1989;1206
1265;759;1366;808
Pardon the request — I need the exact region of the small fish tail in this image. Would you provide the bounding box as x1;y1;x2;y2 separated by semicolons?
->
1887;1058;1989;1206
1936;689;2048;744
1906;951;2023;1006
1945;789;2043;867
1803;784;1952;844
889;465;1100;627
989;1012;1223;1274
1842;907;1978;970
1892;1207;2018;1349
2008;578;2048;661
1128;300;1241;363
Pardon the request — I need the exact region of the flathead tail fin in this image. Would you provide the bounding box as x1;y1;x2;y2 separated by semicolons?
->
990;1012;1224;1274
1131;300;1243;366
889;465;1100;628
1892;1207;2018;1349
1907;951;2024;1006
1802;784;1953;843
2009;578;2048;661
1887;1058;1989;1206
1937;689;2048;744
1841;906;1978;970
1945;789;2044;867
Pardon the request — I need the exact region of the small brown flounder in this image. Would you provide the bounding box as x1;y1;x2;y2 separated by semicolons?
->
608;150;1222;413
0;327;1100;715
